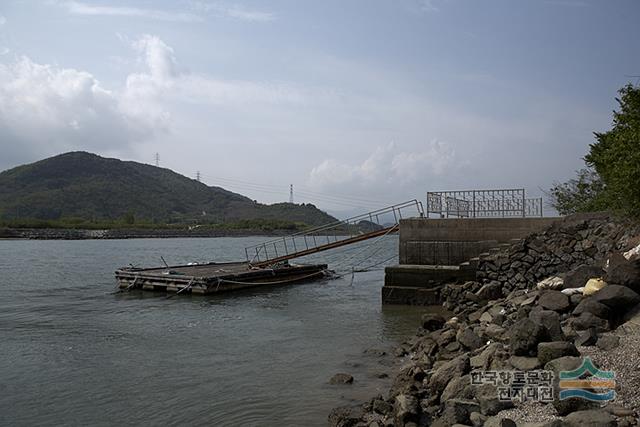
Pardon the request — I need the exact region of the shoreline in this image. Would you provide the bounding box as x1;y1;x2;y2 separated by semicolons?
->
0;227;300;240
330;213;640;426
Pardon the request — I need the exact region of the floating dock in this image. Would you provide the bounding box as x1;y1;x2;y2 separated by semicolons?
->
115;200;425;296
115;261;329;295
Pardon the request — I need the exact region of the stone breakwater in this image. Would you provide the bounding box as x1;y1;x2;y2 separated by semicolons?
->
329;213;640;427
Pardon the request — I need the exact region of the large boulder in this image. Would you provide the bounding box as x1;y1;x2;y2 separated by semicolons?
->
422;313;447;331
592;284;640;311
538;290;571;312
545;356;599;415
570;312;609;332
563;264;605;289
441;374;474;401
475;384;514;416
476;281;503;301
605;252;640;292
573;298;611;320
435;399;479;426
509;355;541;371
429;354;470;394
394;394;419;425
328;406;363;427
509;318;548;356
457;327;483;350
537;341;579;366
529;308;566;341
563;409;616;427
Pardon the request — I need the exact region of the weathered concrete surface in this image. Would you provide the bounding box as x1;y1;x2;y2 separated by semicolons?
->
381;285;440;305
385;265;476;288
400;217;559;265
383;217;560;305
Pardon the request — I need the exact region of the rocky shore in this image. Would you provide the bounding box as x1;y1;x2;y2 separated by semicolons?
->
329;213;640;426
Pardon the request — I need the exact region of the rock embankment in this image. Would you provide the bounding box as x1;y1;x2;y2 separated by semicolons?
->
329;213;640;427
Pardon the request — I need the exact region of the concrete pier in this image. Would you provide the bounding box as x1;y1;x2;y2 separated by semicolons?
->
383;217;559;305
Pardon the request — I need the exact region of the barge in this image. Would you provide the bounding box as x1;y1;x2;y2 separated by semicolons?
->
115;261;329;295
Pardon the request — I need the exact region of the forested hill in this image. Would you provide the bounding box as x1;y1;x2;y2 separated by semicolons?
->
0;152;337;227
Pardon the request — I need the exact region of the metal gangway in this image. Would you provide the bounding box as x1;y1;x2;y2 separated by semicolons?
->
245;200;424;267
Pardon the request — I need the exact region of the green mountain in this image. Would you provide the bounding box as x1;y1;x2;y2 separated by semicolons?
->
0;152;337;227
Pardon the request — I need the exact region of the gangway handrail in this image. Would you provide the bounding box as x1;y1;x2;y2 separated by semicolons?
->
244;199;423;265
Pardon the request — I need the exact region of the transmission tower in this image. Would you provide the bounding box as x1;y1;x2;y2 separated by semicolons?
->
154;152;160;167
196;171;201;182
289;184;294;204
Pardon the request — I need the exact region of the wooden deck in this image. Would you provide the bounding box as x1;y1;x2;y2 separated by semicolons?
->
115;261;329;295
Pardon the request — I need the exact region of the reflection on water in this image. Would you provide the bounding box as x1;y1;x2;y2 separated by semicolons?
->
0;236;433;426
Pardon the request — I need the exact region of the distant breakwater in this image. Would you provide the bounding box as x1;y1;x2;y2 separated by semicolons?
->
0;227;294;240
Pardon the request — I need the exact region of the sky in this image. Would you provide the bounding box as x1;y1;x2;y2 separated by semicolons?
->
0;0;639;217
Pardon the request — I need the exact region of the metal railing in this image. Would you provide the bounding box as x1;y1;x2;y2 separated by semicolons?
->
244;200;424;265
426;189;543;218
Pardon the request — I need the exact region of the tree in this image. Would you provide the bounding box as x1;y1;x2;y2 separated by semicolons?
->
548;84;640;217
585;84;640;217
548;168;606;215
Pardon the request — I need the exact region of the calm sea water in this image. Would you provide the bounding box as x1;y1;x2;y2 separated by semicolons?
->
0;236;425;426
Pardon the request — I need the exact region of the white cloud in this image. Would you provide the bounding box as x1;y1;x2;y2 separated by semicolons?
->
308;140;457;193
59;1;202;22
191;2;276;22
0;15;6;26
0;33;311;169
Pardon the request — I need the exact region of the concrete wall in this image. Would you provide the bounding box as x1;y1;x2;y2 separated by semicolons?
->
399;217;559;265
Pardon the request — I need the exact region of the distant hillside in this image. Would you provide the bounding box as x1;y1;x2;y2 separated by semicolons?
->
0;152;337;227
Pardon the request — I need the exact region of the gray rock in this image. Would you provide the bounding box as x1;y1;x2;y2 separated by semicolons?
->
441;374;473;401
509;355;542;371
537;341;579;366
329;373;354;385
596;334;620;351
539;290;571;312
475;383;514;416
469;411;487;427
373;399;392;415
476;281;503;300
592;284;640;311
563;409;616;427
483;323;506;341
564;264;605;289
422;313;446;331
328;405;363;427
457;327;483;350
394;394;419;425
545;356;598;415
483;416;517;427
429;354;470;393
479;311;493;323
439;399;480;425
570;312;609;332
470;343;501;370
605;251;640;293
509;318;548;356
575;328;599;347
573;298;611;319
529;307;566;341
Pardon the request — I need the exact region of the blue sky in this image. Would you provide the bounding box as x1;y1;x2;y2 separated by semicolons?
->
0;0;639;215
